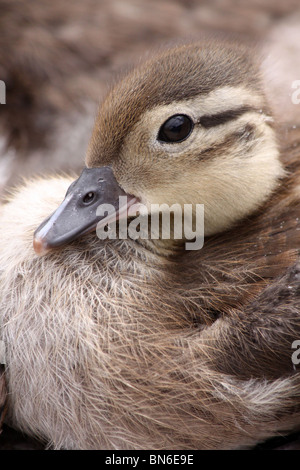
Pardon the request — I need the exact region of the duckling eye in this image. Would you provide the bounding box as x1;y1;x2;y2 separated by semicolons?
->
158;114;193;143
83;192;95;204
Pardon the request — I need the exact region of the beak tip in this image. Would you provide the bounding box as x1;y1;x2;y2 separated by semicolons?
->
33;237;50;256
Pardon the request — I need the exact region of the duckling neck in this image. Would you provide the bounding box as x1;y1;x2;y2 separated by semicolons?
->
135;237;186;257
123;213;199;257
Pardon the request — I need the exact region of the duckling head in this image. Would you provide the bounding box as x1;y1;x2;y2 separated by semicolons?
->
34;41;283;255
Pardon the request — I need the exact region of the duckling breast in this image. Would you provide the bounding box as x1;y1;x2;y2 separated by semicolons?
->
0;177;207;449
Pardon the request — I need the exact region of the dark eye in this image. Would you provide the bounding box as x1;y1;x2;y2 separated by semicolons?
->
158;114;194;143
83;191;95;204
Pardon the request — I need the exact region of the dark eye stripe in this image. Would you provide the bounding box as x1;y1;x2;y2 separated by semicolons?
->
198;105;255;128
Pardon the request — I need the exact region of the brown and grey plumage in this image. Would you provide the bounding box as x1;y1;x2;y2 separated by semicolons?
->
1;41;300;449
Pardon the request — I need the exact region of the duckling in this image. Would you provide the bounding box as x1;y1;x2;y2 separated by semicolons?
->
1;40;300;450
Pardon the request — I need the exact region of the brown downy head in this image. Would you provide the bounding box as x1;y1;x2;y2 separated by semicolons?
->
33;41;283;255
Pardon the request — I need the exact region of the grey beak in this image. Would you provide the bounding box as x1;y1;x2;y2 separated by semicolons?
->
33;166;135;255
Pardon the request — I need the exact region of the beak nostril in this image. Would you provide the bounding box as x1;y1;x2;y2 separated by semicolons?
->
82;192;95;204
